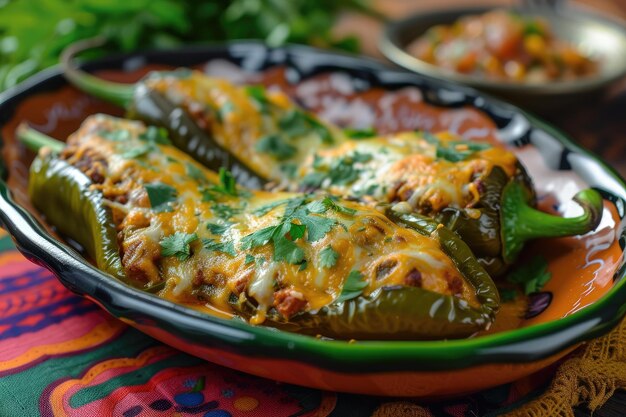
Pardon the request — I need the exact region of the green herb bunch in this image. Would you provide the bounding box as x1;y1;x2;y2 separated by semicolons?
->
0;0;374;90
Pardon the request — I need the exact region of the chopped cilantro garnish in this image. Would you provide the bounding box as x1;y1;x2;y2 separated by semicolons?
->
211;203;241;220
202;238;237;257
307;197;356;216
303;150;372;188
160;232;198;261
186;162;208;184
140;126;171;145
200;168;240;200
344;127;376;139
351;151;373;163
436;141;491;162
144;182;177;212
288;223;307;240
298;261;308;271
253;199;292;216
244;254;255;265
100;129;131;142
301;172;326;189
420;131;491;162
219;101;235;120
256;134;297;160
278;110;334;144
245;85;269;112
279;110;310;138
121;142;154;159
319;245;339;269
279;163;297;178
499;288;518;302
273;232;305;264
304;113;334;144
241;196;348;264
206;222;230;235
336;270;367;302
240;225;277;250
507;256;552;295
215;167;238;196
298;214;335;242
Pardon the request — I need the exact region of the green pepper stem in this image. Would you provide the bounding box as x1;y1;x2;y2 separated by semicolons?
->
61;37;134;108
17;123;65;153
501;181;603;263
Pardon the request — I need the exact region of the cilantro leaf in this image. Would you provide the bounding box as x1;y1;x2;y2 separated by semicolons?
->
245;254;255;265
301;172;326;189
344;127;376;139
499;288;518;302
436;141;491;162
245;85;269;112
100;129;131;142
298;214;335;242
206;223;230;235
273;234;305;264
215;167;238;196
336;270;367;302
304;113;334;144
288;223;306;240
121;142;155;159
308;197;356;216
279;110;310;138
202;238;237;257
351;151;373;163
507;256;552;295
253;199;291;216
186;162;208;184
219;101;235;120
145;182;177;212
305;199;331;214
160;232;198;261
420;131;491;162
211;203;241;220
319;245;339;268
140;126;171;145
240;225;278;250
256;134;297;160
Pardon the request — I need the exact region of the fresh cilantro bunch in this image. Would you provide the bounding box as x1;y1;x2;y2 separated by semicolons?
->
0;0;375;90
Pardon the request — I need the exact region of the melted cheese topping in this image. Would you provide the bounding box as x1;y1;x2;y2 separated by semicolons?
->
61;115;478;324
143;71;518;212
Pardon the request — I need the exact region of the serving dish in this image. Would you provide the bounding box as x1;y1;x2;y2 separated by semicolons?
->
0;42;625;397
380;5;626;111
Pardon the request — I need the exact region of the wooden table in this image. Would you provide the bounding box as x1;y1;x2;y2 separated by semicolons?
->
336;1;626;415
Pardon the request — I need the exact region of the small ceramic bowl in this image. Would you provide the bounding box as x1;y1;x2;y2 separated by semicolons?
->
0;42;625;397
380;5;626;111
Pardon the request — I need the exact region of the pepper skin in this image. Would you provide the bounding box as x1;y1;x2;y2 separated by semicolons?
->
28;151;128;283
61;45;603;276
19;116;500;340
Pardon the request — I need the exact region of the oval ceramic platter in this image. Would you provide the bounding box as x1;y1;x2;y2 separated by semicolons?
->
0;42;625;397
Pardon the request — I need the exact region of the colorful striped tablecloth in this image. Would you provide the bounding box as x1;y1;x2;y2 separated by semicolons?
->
0;231;549;417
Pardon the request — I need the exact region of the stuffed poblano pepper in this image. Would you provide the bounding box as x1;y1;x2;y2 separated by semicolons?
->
63;49;603;276
20;114;500;340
